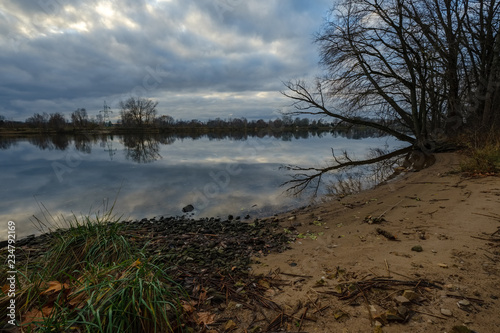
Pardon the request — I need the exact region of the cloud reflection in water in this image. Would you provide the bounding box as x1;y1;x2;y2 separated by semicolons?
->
0;131;401;240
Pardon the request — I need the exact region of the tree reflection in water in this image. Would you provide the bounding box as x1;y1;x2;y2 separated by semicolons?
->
282;146;414;198
121;134;175;163
74;134;93;154
28;135;70;151
9;128;393;165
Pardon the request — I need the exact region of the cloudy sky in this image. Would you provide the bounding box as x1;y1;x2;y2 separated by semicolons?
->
0;0;332;122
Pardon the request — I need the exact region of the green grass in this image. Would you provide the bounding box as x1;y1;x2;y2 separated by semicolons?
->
0;210;188;332
460;138;500;174
67;259;186;333
43;213;134;280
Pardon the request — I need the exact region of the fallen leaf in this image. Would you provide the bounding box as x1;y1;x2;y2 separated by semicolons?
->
198;287;208;303
181;300;196;313
1;284;10;294
130;258;141;268
22;306;53;326
258;279;270;289
41;281;69;295
195;312;216;326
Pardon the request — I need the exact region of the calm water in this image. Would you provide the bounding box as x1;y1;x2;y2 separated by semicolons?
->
0;131;402;240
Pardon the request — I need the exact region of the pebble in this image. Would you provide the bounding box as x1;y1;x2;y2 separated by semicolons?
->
411;245;423;252
182;204;194;213
458;299;471;306
394;296;411;304
402;290;418;301
440;308;452;316
450;325;473;333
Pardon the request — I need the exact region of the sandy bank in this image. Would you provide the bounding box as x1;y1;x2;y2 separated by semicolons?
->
240;152;500;332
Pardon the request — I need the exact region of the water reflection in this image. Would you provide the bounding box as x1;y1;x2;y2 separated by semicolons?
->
1;127;387;162
0;137;17;150
121;134;164;163
0;129;401;241
74;134;92;154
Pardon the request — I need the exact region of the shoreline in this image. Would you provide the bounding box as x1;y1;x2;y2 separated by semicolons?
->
2;152;499;332
243;152;500;332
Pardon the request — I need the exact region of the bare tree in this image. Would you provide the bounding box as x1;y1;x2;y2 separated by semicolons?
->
284;0;500;149
119;97;158;127
154;115;174;127
460;0;500;129
26;113;49;129
71;108;88;128
48;113;67;131
281;0;500;195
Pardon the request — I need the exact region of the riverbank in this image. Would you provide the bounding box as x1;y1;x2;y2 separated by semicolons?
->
2;152;499;332
243;152;500;332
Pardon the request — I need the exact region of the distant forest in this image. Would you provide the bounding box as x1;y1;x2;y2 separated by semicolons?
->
0;102;394;136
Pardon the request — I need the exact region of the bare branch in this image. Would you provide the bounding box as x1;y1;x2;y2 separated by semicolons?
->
281;146;412;196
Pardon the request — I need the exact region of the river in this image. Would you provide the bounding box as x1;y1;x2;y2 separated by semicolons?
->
0;130;405;240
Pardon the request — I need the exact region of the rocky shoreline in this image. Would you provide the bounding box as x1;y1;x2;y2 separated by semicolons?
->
3;214;295;286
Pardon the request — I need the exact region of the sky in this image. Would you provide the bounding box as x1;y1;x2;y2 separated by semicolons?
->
0;0;333;122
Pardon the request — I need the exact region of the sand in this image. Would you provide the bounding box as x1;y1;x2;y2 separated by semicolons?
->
246;152;500;333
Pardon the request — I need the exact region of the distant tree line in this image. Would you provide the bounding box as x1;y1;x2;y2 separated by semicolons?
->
0;128;384;159
1;97;385;134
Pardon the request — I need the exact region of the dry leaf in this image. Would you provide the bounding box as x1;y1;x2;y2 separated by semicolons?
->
196;312;216;326
41;281;69;295
1;284;10;294
198;287;208;303
181;300;196;314
130;258;141;268
22;306;53;326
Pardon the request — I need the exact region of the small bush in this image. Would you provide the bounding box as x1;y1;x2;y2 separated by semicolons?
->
460;140;500;174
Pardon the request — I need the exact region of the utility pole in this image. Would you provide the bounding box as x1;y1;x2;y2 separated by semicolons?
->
99;101;113;126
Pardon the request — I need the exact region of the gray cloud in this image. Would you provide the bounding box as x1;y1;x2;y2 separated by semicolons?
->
0;0;332;121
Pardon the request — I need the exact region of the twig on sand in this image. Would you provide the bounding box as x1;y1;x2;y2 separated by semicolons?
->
377;199;403;220
471;235;500;242
297;307;308;331
412;309;447;320
472;212;500;221
279;272;313;278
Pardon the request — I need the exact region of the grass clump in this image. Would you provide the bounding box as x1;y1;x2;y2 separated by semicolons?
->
1;210;188;332
70;259;186;332
459;135;500;174
43;213;134;279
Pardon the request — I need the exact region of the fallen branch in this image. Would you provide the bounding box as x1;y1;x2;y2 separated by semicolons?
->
471;235;500;242
472;212;500;221
279;272;313;278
